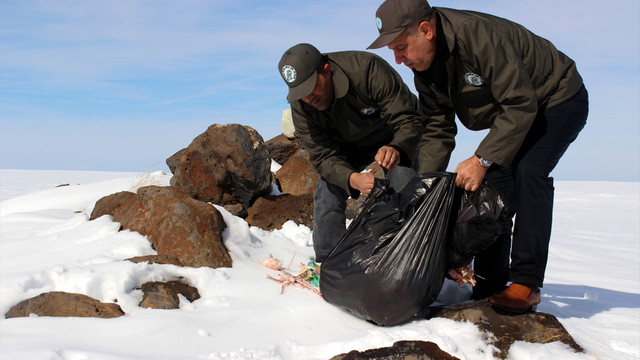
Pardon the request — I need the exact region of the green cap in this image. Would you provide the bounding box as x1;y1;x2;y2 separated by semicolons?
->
278;43;323;102
367;0;433;49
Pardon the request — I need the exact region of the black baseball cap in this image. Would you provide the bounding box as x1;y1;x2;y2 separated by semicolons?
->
367;0;433;49
278;43;323;102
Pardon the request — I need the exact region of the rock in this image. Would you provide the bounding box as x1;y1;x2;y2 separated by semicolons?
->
90;190;136;221
5;292;124;319
113;185;232;268
329;340;459;360
274;148;319;196
139;280;200;309
329;301;583;360
281;108;296;139
166;123;272;208
265;133;300;166
432;301;583;359
126;255;184;266
166;148;186;174
246;193;314;230
223;203;248;219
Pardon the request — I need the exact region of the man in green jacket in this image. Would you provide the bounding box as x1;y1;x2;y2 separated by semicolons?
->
369;0;588;313
278;43;424;262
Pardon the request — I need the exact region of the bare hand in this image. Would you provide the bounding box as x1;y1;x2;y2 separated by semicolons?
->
454;155;487;192
375;145;400;170
349;172;376;196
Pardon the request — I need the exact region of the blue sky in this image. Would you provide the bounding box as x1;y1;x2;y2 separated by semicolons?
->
1;0;638;181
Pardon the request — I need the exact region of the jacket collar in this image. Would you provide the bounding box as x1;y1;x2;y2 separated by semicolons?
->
330;60;349;100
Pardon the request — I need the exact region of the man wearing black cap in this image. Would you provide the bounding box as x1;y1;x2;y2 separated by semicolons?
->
278;43;425;263
368;0;589;313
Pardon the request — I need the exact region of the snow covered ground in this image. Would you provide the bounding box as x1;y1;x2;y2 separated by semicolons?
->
1;169;638;360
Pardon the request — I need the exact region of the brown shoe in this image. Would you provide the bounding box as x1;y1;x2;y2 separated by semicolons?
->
488;283;541;313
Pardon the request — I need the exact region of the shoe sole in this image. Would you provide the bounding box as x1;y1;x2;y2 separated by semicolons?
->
489;301;538;314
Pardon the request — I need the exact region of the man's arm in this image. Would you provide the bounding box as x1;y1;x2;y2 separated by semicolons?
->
366;55;425;168
454;20;539;190
290;103;361;197
413;75;458;174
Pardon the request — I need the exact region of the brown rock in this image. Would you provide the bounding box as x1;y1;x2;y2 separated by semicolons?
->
126;255;184;266
433;301;583;359
223;203;248;219
90;191;136;220
139;280;200;309
274;148;319;196
246;193;314;230
167;123;272;207
5;292;124;319
166;148;186;174
330;340;459;360
113;185;232;268
265;133;300;166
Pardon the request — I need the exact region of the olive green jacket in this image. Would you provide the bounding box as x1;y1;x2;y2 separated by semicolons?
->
290;51;423;196
415;7;584;172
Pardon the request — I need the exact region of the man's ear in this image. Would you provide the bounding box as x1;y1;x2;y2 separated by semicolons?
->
418;20;435;40
321;62;332;76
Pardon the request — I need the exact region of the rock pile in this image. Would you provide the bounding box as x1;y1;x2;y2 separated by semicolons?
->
4;122;584;359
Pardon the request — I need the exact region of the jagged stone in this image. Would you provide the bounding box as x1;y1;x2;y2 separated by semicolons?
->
223;203;248;219
5;292;124;319
126;255;184;266
265;133;300;166
329;340;460;360
113;185;231;269
274;148;319;196
432;301;583;359
246;193;314;230
139;280;200;309
90;190;136;221
167;123;272;208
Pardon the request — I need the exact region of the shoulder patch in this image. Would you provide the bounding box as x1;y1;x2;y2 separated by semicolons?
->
464;72;484;86
360;107;377;116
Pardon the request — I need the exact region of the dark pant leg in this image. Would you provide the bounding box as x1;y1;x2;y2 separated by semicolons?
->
472;166;516;298
509;85;589;287
312;177;349;262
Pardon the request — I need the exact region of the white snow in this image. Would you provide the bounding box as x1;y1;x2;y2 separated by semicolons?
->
1;169;638;360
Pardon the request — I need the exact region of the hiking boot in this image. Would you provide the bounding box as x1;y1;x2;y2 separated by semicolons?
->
488;283;541;313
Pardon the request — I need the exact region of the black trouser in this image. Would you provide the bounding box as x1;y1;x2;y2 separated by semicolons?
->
474;85;589;294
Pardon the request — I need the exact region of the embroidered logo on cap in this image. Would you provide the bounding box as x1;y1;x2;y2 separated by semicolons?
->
464;72;484;86
376;17;383;31
282;65;297;83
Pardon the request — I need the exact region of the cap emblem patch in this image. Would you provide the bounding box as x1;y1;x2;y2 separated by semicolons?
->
282;65;297;83
464;72;484;86
376;17;383;31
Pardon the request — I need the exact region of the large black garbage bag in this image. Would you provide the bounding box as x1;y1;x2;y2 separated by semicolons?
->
320;172;457;326
448;181;510;269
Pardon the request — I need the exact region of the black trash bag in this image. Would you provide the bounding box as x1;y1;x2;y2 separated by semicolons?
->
448;181;510;269
319;172;457;326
